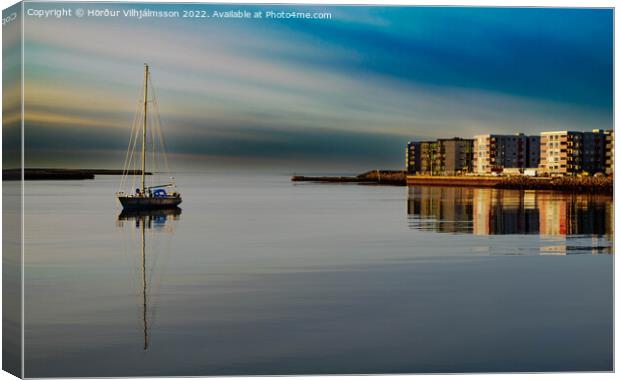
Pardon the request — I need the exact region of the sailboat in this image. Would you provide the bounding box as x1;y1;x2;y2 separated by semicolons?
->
117;64;182;210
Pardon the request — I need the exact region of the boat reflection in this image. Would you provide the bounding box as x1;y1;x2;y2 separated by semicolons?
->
117;208;181;350
118;207;182;230
407;187;613;237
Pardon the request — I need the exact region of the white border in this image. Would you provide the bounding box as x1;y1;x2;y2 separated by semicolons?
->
1;1;617;380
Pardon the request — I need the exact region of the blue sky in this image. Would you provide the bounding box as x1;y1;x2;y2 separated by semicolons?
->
20;4;613;171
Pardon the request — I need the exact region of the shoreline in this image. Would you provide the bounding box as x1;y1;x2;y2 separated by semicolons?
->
3;168;152;181
291;171;613;194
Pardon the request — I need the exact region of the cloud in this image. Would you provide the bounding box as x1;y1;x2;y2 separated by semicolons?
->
21;5;613;169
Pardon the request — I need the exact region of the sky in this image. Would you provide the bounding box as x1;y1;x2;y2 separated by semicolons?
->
17;3;613;172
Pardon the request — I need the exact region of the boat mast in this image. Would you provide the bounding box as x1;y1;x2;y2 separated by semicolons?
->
141;64;149;193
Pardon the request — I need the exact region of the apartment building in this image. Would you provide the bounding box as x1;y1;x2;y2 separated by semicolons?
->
438;138;474;175
605;129;614;175
473;134;531;174
407;129;609;177
405;141;420;174
406;138;473;175
418;141;441;175
526;135;541;168
582;130;606;175
539;130;607;176
539;131;580;176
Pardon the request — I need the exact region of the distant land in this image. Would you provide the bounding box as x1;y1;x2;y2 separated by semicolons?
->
3;168;152;181
292;170;406;185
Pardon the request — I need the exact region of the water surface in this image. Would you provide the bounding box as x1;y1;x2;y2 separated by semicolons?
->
23;174;613;376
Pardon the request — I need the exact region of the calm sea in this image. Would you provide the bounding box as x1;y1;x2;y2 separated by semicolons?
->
23;173;613;377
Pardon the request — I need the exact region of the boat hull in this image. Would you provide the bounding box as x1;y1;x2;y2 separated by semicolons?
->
118;196;182;210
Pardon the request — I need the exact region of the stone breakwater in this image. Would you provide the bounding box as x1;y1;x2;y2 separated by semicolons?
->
292;171;612;194
408;175;612;194
496;176;612;194
292;170;407;185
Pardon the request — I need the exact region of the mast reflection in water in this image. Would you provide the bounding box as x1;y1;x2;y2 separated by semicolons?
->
406;187;613;254
117;208;182;350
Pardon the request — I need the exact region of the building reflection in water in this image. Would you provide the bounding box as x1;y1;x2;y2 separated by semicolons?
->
116;207;182;350
407;187;475;234
407;187;613;254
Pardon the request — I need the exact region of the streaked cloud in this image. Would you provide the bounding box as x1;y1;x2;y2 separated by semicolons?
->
21;4;612;171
